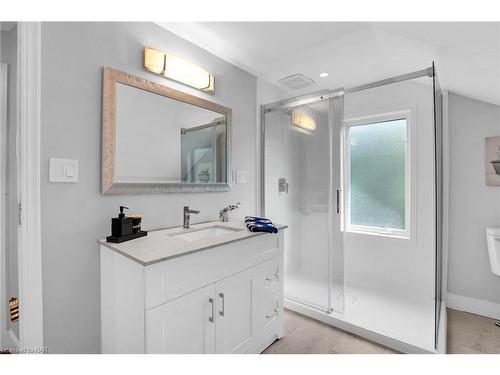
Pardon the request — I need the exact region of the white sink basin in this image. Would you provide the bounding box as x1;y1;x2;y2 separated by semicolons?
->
170;226;242;242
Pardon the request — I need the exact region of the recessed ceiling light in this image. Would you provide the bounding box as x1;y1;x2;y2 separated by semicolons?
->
319;72;329;78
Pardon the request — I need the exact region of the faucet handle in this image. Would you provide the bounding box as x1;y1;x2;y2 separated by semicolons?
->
219;202;240;222
220;210;229;222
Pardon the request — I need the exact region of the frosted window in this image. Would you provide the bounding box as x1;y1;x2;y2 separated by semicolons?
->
348;119;406;230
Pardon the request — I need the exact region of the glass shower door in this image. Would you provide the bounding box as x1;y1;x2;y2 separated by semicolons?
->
263;66;443;352
330;94;345;314
264;97;339;312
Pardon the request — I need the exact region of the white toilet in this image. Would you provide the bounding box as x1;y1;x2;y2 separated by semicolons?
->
486;227;500;276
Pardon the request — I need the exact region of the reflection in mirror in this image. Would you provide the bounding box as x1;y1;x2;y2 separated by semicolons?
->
181;119;227;183
114;83;227;184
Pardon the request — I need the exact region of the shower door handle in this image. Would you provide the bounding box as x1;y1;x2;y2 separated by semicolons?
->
336;189;342;214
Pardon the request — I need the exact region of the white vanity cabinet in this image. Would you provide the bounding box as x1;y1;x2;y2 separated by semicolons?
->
146;267;257;354
99;223;285;354
213;267;256;354
146;283;217;354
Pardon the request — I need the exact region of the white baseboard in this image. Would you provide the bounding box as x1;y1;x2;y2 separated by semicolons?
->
8;329;20;347
447;292;500;320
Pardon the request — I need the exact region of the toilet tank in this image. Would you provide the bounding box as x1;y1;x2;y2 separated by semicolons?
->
486;227;500;276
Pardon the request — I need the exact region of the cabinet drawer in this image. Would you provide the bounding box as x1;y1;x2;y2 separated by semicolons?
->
256;256;282;297
145;234;280;309
260;290;282;332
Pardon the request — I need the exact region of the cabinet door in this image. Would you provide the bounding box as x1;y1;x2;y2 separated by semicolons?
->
145;284;216;354
215;268;257;353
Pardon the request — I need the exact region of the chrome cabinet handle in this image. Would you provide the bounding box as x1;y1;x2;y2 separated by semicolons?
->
266;303;280;319
209;298;215;323
336;189;342;214
266;273;279;282
219;293;225;316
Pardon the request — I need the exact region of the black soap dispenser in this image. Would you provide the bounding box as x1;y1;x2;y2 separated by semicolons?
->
107;206;148;243
112;206;133;238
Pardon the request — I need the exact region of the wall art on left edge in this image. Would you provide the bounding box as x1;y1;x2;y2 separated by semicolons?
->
486;136;500;186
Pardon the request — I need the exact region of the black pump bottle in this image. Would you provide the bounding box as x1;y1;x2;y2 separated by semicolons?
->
111;206;133;238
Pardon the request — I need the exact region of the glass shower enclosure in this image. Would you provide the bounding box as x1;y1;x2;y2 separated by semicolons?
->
261;64;445;353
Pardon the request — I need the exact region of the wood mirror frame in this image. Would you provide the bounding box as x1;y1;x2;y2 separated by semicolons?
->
101;67;232;194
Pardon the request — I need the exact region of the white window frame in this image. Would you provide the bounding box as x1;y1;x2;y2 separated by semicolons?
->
344;109;412;239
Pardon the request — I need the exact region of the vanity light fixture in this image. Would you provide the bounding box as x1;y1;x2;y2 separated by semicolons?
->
291;112;316;131
144;47;215;94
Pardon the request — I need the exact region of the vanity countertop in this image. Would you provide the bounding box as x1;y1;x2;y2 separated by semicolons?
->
98;220;287;266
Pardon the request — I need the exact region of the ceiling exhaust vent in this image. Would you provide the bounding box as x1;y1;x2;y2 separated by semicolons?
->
278;74;315;90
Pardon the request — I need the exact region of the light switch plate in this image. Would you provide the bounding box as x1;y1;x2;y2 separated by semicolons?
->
49;158;79;183
236;170;247;184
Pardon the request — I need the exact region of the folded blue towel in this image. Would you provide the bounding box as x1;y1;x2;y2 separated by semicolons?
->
244;216;273;224
244;216;278;234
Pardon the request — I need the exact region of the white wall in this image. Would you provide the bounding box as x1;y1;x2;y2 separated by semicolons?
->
40;22;258;353
447;93;500;305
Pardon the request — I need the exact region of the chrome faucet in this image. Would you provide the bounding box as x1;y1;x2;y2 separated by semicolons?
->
183;206;200;228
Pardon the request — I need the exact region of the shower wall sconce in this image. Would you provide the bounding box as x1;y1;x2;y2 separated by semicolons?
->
291;111;316;131
144;47;215;94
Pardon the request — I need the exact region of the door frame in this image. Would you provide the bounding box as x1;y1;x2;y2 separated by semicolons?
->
0;22;43;351
0;62;15;348
17;21;44;350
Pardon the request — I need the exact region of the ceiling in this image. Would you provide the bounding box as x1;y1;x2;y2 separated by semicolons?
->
159;22;500;105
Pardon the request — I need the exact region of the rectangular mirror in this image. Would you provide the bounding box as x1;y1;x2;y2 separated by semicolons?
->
102;67;232;194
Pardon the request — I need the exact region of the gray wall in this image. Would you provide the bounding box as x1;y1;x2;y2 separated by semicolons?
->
41;22;257;353
1;25;19;340
448;93;500;303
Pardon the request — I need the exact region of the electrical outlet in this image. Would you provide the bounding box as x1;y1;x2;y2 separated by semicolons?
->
236;170;247;184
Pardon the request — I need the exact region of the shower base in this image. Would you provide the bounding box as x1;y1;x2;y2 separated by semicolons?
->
285;270;444;353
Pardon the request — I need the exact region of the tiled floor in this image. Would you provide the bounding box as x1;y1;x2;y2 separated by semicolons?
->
447;308;500;354
263;308;500;354
263;309;398;354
